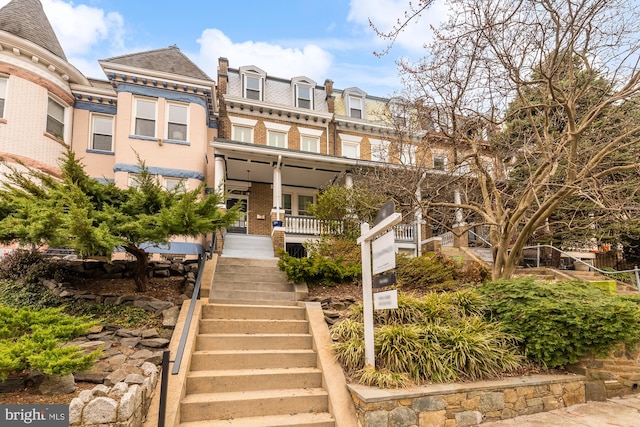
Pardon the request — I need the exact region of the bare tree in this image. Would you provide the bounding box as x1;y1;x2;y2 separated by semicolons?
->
373;0;640;279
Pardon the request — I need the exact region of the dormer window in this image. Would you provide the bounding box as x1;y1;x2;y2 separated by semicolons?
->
240;66;266;101
343;87;367;119
0;76;7;118
292;77;316;109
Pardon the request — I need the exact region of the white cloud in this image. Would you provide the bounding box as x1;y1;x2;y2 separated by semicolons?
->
194;28;333;83
347;0;449;54
42;0;125;56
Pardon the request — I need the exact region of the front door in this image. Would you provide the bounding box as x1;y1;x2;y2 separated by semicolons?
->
226;197;247;233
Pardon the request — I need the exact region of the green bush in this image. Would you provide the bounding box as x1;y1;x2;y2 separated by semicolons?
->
0;250;62;284
0;305;100;380
278;251;361;286
0;280;64;310
479;277;640;368
331;291;522;387
396;253;459;291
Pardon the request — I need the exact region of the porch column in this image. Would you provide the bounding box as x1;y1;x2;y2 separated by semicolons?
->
345;172;353;189
453;189;468;248
271;159;285;254
214;155;226;207
213;155;226;253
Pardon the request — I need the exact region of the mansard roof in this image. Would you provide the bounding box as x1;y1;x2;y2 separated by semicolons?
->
0;0;67;60
102;45;212;81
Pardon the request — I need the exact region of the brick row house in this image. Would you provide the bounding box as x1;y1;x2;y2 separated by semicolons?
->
0;0;474;259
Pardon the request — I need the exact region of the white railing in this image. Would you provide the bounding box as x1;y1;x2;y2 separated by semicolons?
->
285;216;344;235
394;224;415;241
440;231;454;247
284;216;416;242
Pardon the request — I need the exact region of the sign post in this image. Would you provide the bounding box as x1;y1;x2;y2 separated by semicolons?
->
357;207;402;369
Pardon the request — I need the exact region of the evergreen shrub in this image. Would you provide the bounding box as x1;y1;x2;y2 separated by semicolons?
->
479;277;640;368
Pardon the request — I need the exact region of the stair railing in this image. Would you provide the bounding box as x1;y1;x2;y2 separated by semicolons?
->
158;249;208;426
523;244;640;293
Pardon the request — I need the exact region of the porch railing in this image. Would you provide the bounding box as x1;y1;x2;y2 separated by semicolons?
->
440;231;454;247
285;216;344;235
284;216;416;242
394;224;415;241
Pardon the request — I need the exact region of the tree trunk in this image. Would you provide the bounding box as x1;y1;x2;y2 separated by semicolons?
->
126;244;149;292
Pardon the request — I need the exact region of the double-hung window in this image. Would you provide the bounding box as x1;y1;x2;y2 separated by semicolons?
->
282;194;292;215
400;144;417;165
339;133;362;159
167;103;188;141
433;156;447;170
164;177;184;192
268;131;286;148
299;127;323;153
369;139;389;162
229;116;257;143
296;85;312;109
0;77;7;118
134;98;156;137
348;95;363;119
46;97;65;139
91;115;114;151
244;75;262;100
298;195;314;216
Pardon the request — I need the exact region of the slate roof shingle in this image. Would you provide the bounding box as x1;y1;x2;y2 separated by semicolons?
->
0;0;67;61
102;46;212;82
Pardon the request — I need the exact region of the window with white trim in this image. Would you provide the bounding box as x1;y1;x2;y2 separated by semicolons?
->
91;115;114;152
457;161;471;175
164;177;184;192
167;103;188;141
342;141;359;159
369;138;389;162
300;135;319;153
128;173;142;189
298;195;314;216
433;154;447;170
400;144;417;165
229;116;258;144
296;85;312;109
0;76;7;118
283;194;292;215
298;127;323;153
339;133;362;159
134;98;156;137
233;126;253;143
245;75;261;100
264;122;290;148
268;131;287;148
46;97;65;139
347;95;363;119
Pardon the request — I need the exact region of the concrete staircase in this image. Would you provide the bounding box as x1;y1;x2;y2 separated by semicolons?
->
221;233;276;259
202;256;307;304
179;303;336;426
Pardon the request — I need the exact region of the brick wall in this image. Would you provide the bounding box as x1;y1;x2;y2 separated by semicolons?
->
248;182;272;236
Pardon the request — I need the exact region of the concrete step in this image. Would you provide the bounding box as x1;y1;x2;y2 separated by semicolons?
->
180;388;329;422
206;297;299;306
202;303;306;320
195;333;312;351
189;349;318;371
199;318;309;334
206;289;297;303
213;269;286;281
185;367;322;394
179;412;335;427
216;257;280;268
211;280;294;292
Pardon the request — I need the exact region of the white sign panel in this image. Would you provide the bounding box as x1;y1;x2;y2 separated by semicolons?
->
374;289;398;310
372;230;396;275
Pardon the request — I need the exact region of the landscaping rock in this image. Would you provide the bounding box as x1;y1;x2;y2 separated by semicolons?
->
139;338;170;348
39;373;76;395
82;396;118;424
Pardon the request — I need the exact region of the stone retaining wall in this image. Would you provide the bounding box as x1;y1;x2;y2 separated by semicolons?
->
570;342;640;401
69;362;158;426
348;374;586;427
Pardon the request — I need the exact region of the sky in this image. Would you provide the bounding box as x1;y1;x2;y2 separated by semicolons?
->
0;0;449;97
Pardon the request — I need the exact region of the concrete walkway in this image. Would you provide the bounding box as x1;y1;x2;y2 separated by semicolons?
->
482;395;640;426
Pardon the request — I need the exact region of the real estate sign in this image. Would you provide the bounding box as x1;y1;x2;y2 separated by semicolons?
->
372;230;395;275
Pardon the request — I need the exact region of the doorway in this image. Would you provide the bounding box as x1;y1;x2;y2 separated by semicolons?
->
226;196;248;234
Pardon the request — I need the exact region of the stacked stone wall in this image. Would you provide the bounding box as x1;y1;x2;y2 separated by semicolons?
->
349;376;585;427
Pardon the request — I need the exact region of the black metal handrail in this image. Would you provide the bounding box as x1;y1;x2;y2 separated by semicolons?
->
523;244;640;292
158;250;207;426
